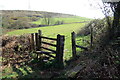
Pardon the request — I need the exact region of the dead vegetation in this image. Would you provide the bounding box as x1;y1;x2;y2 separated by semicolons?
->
74;18;120;79
1;35;32;67
1;34;54;68
75;44;120;79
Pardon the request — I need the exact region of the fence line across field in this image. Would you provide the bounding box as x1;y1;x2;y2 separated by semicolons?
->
71;31;88;59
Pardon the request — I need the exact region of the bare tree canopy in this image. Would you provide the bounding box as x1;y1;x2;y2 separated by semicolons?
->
102;0;120;2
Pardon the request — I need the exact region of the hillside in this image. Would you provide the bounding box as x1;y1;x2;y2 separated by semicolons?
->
1;10;91;34
1;10;76;18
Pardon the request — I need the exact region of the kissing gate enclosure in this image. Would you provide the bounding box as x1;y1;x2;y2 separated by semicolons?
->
30;30;65;64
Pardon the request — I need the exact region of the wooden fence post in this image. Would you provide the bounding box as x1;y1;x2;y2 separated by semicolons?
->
31;33;35;51
38;30;42;51
56;34;65;65
35;33;39;51
71;32;76;58
90;26;93;48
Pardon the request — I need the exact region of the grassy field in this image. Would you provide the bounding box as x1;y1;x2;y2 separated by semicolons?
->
7;22;89;60
32;17;90;25
2;10;91;79
3;21;91;79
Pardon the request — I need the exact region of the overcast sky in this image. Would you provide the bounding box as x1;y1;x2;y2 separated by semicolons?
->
0;0;105;18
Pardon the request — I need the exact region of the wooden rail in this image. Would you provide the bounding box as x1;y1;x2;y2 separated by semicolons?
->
71;32;88;58
30;30;65;65
35;51;56;58
41;41;57;47
41;46;56;53
40;36;57;41
76;45;88;50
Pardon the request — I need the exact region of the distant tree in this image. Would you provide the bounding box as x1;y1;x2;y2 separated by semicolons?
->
42;13;53;26
55;20;64;25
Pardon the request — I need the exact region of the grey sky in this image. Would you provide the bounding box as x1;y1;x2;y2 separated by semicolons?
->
0;0;105;18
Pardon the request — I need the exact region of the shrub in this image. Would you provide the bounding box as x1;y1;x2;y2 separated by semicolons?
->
55;20;64;25
2;16;31;29
77;18;113;48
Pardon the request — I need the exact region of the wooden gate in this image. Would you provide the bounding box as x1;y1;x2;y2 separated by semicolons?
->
30;30;65;64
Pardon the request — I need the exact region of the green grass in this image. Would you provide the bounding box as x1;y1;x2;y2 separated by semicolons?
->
2;66;33;79
32;17;90;25
4;22;91;79
7;23;88;60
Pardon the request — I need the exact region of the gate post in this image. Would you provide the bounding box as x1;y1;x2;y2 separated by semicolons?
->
56;34;65;66
71;32;76;58
38;30;42;51
35;33;39;51
31;33;35;51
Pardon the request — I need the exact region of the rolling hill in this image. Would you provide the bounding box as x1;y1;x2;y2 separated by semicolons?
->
1;10;91;34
